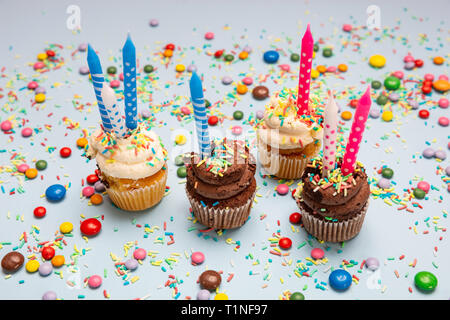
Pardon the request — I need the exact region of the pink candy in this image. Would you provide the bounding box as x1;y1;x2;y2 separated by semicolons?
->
110;80;120;88
417;181;430;193
82;186;95;198
21;127;33;137
119;73;124;81
438;98;449;109
392;71;404;79
231;125;242;135
204;32;214;40
403;55;414;63
276;184;289;195
1;120;12;131
342;24;352;32
27;81;39;90
17;164;30;173
242;77;253;85
88;275;102;289
311;248;325;260
279;64;290;72
191;251;205;265
181;106;191;115
33;62;45;70
438;75;449;81
133;248;147;260
438;116;449;127
424;73;434;81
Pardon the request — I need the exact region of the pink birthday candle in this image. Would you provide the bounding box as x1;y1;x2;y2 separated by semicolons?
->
341;86;372;175
296;24;314;116
322;91;338;177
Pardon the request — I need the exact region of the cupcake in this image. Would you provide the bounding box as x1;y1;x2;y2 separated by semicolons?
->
85;123;168;211
294;158;370;242
185;138;256;229
257;88;323;180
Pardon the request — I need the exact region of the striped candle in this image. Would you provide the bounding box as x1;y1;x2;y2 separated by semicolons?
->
341;86;372;175
189;72;211;158
100;85;127;137
322;91;338;177
87;44;113;133
122;34;138;130
296;24;314;115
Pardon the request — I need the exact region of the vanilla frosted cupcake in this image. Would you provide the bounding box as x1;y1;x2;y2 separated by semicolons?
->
85;123;168;211
257;88;323;179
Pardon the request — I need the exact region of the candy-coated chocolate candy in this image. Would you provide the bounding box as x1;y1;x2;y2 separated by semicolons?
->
369;54;386;68
405;61;415;70
278;237;292;250
191;251;205;265
276;184;289;195
418;109;429;119
35;93;46;103
17;164;29;173
86;174;99;184
414;271;437;291
1;252;24;273
208;115;219;126
175;64;185;72
384;76;401;90
80;218;102;236
252;86;269;100
256;110;264;120
341;111;352;121
27;81;39;90
322;48;333;57
381;167;394;179
79;66;90;75
37;52;47;61
35;160;47;170
78;43;88;51
377;178;391;189
42;291;57;300
149;19;159;27
38;262;53;277
236;84;248;95
204;32;214;40
214;50;224;58
42;246;55;260
388;93;400;102
311;248;325;260
34;62;45;70
433;56;444;65
290;292;305;300
51;255;65;268
433;79;450;92
311;69;320;79
349;99;359;108
133;248;147;260
90;193;103;205
199;270;221;291
289;212;302;224
238;51;249;60
290;53;300;62
197;289;210;300
338;64;348;72
187;64;197;73
438;116;449;127
177;166;187;178
417;181;430;193
231;126;242;136
25;168;38;179
165;43;175;51
413;188;426;199
94;181;106;192
365;257;380;271
224;54;234;62
125;259;139;271
110;80;120;88
25;260;40;273
414;59;424;68
1;120;12;132
233;110;244;120
76;137;88;148
421;85;432;94
222;76;233;85
21;127;33;137
263;50;279;64
205;100;211;108
106;66;117;74
143;65;154;73
422;147;435;158
88;275;102;289
45;184;66;202
59;222;73;234
214;293;228;300
376;95;388;106
181;106;191;115
438;98;449;108
34;206;46;218
392;70;404;79
174;154;185;166
329;269;352;291
434;150;446;160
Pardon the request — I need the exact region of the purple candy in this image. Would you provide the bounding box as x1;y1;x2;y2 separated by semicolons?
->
434;150;446;160
377;178;391;189
42;291;57;300
35;87;46;94
197;289;211;300
79;66;90;75
365;257;380;271
187;64;197;73
141;109;152;119
422;147;435;158
369;109;380;118
94;181;106;192
222;76;233;85
445;166;450;177
38;262;53;277
388;93;399;102
256;110;264;120
78;43;88;52
404;61;415;70
242;45;252;53
408;99;419;110
125;258;139;271
149;19;159;27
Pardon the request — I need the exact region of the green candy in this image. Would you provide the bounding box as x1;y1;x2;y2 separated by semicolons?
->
290;53;300;62
143;65;154;73
177;166;187;178
224;54;234;62
371;80;382;89
107;66;117;75
384;76;401;90
313;43;319;52
413;188;426;199
233;110;244;120
174;155;185;166
376;95;388;106
322;48;333;58
381;168;394;179
205;99;211;108
35;160;47;171
414;271;437;291
290;292;305;300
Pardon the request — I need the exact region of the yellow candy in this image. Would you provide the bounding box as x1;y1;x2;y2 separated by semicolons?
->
311;69;320;79
175;64;185;72
25;260;40;273
60;222;73;234
341;111;352;121
214;293;229;300
35;93;46;103
369;54;386;68
175;134;186;145
37;52;48;61
236;84;248;95
381;110;393;122
312;51;316;59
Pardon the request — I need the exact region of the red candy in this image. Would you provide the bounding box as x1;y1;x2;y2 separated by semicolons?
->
41;246;55;260
278;237;292;250
46;50;55;58
349;99;358;108
33;206;46;218
80;218;102;236
60;147;72;158
414;59;424;68
214;50;224;58
165;43;175;51
86;174;99;185
289;212;302;224
208;115;219;126
418;109;429;119
422;86;432;94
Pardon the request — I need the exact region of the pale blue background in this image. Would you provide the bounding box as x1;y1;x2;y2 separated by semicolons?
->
0;0;448;300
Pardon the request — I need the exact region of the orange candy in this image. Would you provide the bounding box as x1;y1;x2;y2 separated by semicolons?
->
25;168;38;179
433;56;444;65
433;80;450;92
341;111;353;121
236;84;248;95
76;137;88;148
238;51;249;60
338;64;348;72
316;65;327;74
90;193;103;205
51;255;65;267
163;49;173;58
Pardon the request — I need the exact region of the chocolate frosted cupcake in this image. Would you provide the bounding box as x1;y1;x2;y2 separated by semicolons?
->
294;158;370;242
185;139;256;229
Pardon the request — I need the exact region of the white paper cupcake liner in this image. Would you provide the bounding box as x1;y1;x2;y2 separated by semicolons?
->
106;169;168;212
297;200;369;242
186;189;256;229
258;142;311;179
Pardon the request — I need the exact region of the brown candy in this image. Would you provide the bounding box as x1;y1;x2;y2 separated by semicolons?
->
199;270;222;291
252;85;269;100
1;251;25;273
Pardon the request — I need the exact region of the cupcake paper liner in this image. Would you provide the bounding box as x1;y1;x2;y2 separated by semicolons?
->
297;199;369;242
186;189;256;229
258;142;312;180
106;169;168;212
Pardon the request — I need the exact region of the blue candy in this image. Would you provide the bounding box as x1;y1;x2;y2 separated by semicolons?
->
45;184;66;202
263;50;279;64
329;269;352;291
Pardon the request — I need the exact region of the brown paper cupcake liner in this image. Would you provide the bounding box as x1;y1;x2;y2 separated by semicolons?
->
186;190;256;229
258;142;312;179
106;169;168;211
297;199;369;242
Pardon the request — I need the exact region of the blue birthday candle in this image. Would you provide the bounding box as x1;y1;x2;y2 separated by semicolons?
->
122;34;138;130
100;85;127;137
87;44;113;133
189;72;211;158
